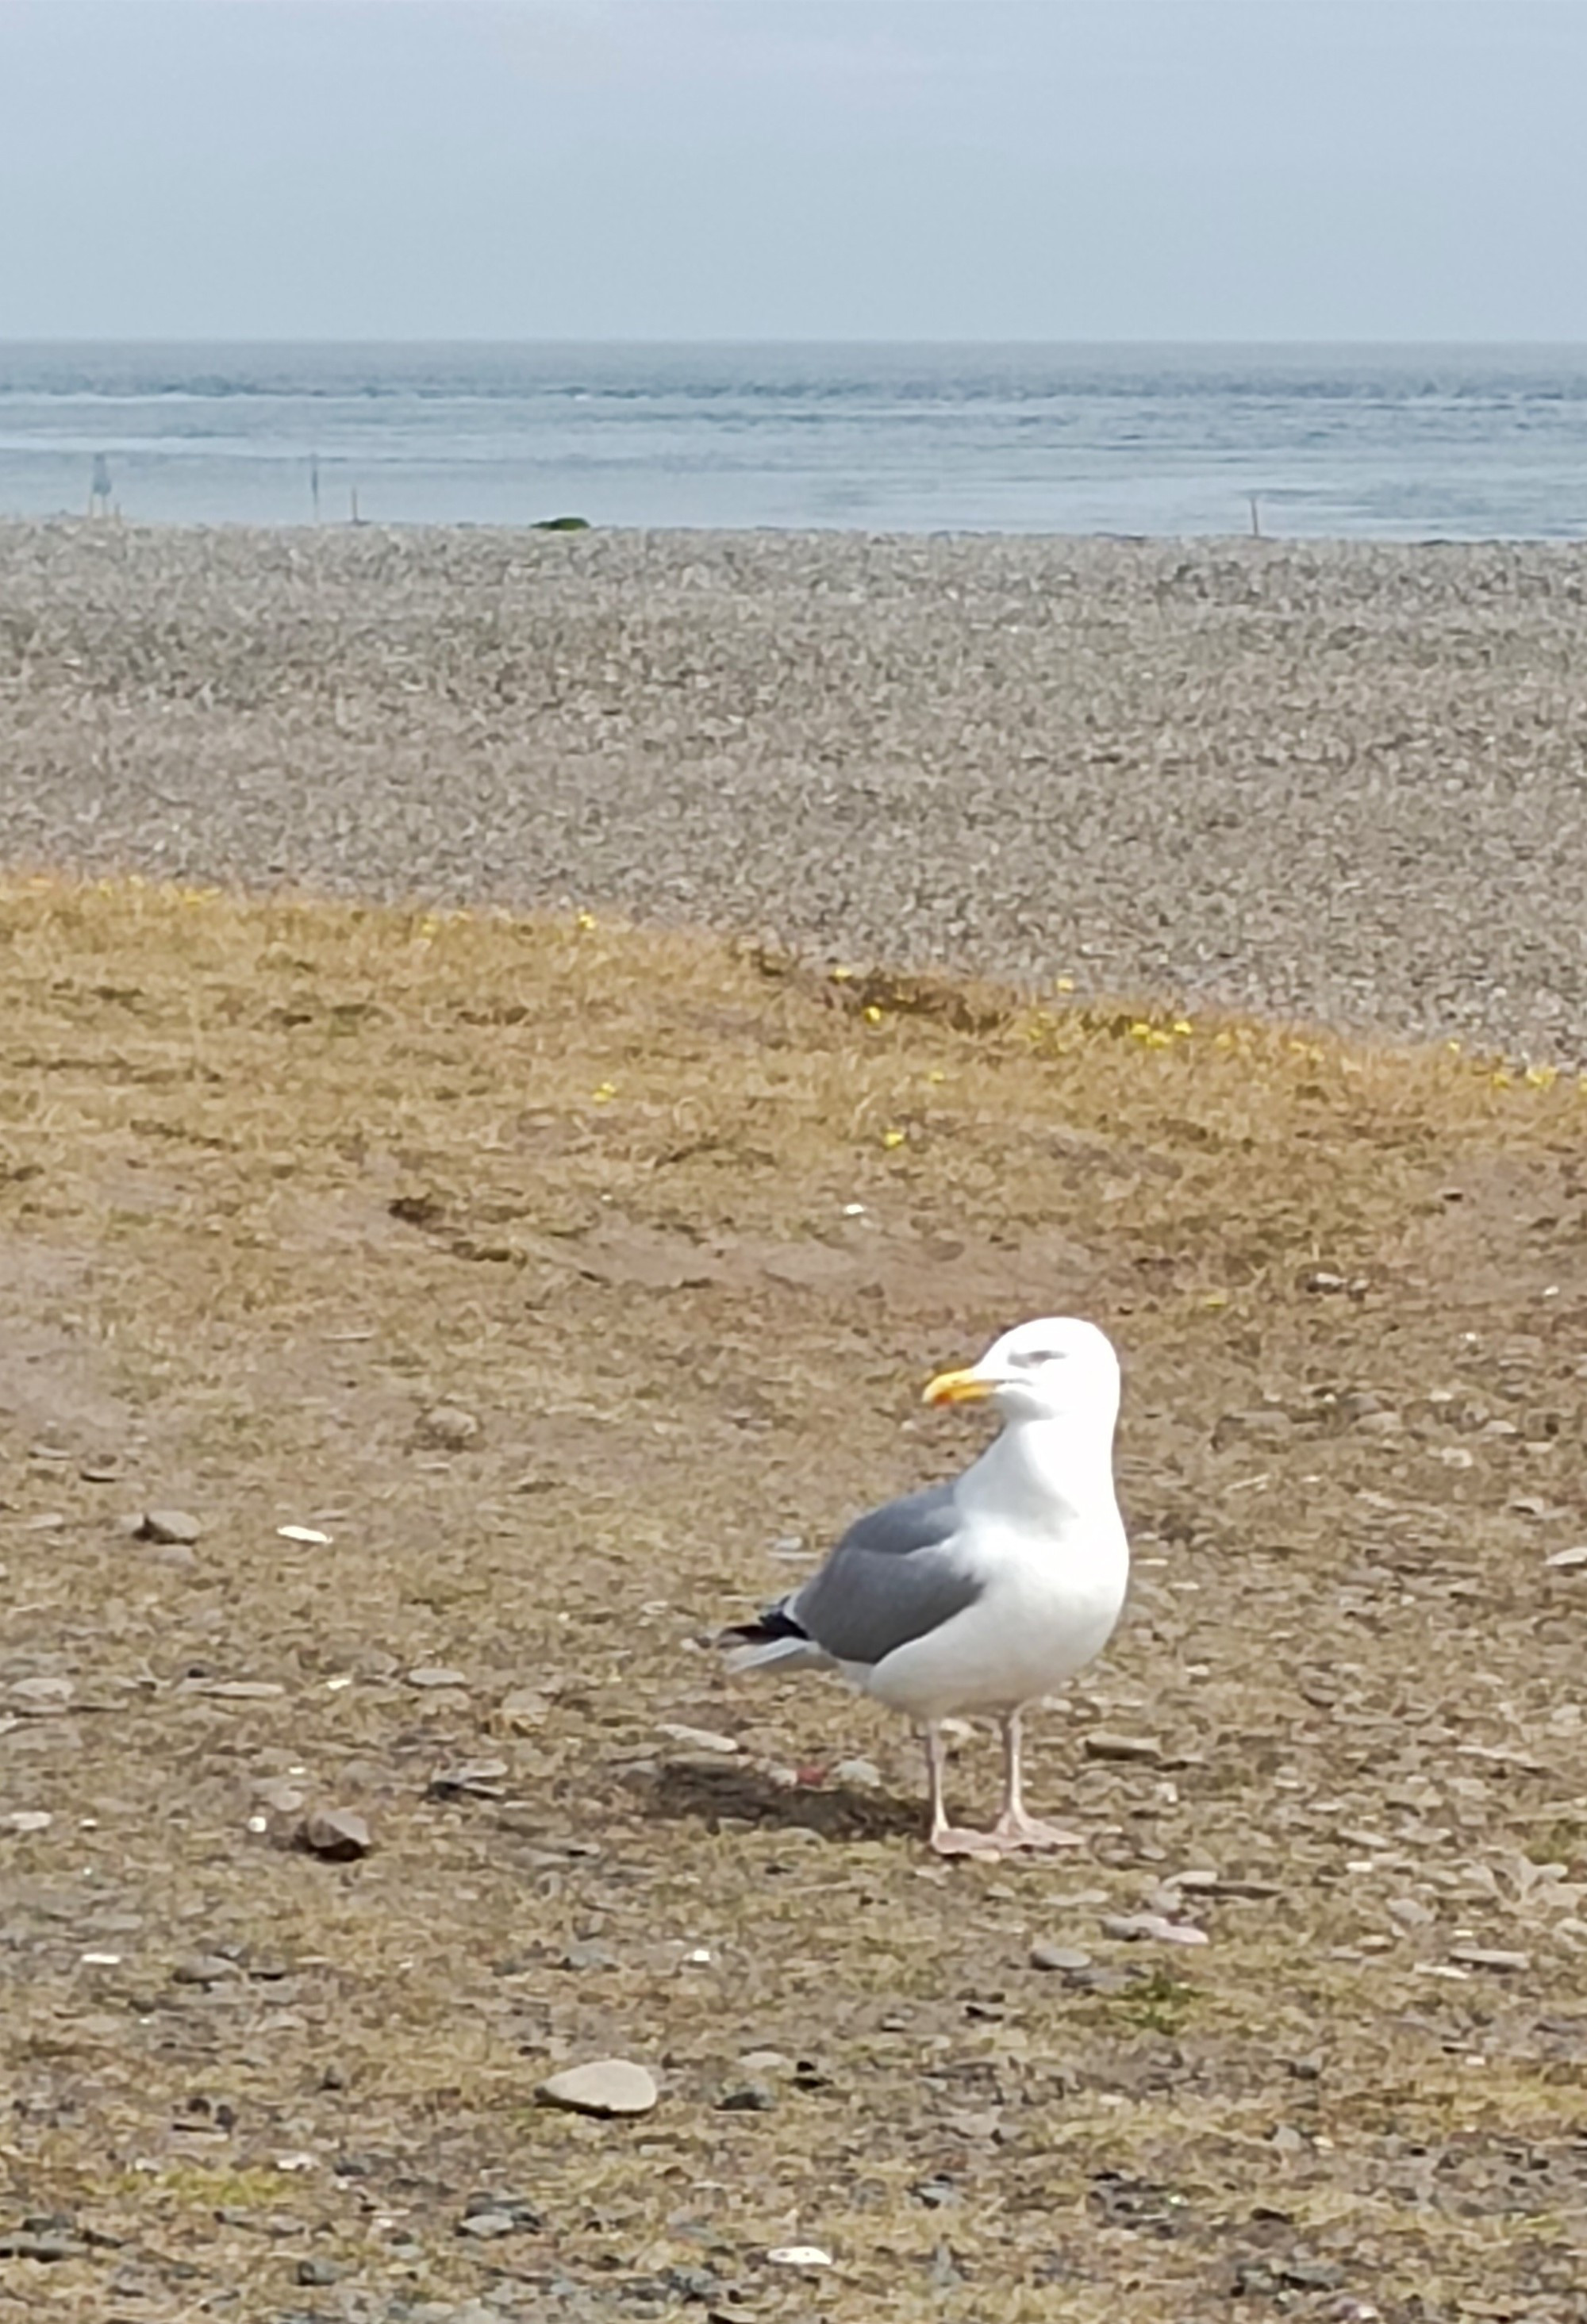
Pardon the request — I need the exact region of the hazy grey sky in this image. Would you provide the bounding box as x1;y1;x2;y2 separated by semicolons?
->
2;0;1584;342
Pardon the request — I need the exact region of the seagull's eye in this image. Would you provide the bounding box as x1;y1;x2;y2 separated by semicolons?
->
1013;1347;1064;1368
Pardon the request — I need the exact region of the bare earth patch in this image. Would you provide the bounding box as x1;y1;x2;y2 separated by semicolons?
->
0;880;1585;2322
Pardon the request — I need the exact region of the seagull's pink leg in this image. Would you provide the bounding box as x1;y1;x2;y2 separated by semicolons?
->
923;1721;1005;1858
990;1708;1085;1850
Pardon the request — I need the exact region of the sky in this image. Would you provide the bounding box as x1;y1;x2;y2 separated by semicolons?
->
1;0;1585;343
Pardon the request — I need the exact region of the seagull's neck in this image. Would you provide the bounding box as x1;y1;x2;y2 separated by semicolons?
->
967;1408;1120;1528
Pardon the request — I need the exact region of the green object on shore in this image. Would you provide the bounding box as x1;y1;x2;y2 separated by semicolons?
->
533;514;591;532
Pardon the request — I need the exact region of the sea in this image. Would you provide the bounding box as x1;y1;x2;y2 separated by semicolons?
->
2;341;1585;538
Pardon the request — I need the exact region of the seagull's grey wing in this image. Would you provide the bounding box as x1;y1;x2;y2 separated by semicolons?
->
790;1481;984;1667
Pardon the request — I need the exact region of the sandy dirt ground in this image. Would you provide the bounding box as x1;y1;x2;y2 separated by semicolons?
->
0;882;1584;2322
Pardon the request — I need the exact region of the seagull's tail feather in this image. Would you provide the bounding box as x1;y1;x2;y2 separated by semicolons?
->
719;1600;832;1676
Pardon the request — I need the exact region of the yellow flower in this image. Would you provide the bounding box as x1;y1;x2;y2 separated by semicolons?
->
1524;1064;1557;1089
881;1127;906;1150
592;1082;617;1104
1202;1291;1229;1309
1489;1070;1512;1090
1173;1019;1193;1036
1128;1020;1153;1041
829;966;853;984
925;1070;946;1085
574;909;598;932
1055;976;1075;993
1446;1038;1462;1054
863;1005;884;1024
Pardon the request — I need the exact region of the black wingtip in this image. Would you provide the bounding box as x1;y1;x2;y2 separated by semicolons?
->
719;1603;810;1649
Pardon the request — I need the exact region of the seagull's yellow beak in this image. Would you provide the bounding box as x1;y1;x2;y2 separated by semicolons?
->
922;1365;995;1408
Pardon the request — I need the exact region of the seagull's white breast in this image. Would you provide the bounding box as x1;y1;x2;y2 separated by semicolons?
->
862;1504;1129;1721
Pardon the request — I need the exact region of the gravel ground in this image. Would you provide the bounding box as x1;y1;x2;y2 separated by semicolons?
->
2;520;1585;1060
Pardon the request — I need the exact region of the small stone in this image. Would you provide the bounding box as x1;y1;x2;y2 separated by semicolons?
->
1302;1269;1349;1294
22;1514;66;1533
137;1509;202;1545
1082;1731;1162;1764
559;1941;615;1973
171;1953;240;1985
277;1524;332;1546
657;1723;740;1756
415;1404;481;1452
1548;1545;1587;1568
1280;2259;1346;2292
1029;1942;1093;1973
145;1540;197;1571
295;1808;371;1861
1355;1410;1402;1435
536;2058;658;2117
716;2080;775;2112
428;1759;509;1799
913;2176;961;2211
833;1757;883;1789
406;1665;469;1691
11;1676;72;1709
1212;1409;1292;1449
252;1777;307;1814
462;2191;541;2232
1447;1944;1531;1973
1065;1965;1132;1993
191;1679;284;1700
766;2245;832;2268
5;1810;52;1834
490;1686;550;1731
663;2264;722;2303
295;2257;346;2285
457;2210;517;2240
0;2231;86;2262
79;1460;120;1484
1101;1912;1209;1946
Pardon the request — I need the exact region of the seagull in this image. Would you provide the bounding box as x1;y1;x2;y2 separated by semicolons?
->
723;1316;1130;1857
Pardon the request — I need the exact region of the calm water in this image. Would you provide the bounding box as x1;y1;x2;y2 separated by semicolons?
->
2;342;1585;537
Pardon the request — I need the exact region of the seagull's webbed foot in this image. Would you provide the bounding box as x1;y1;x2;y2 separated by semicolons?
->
929;1823;1010;1860
989;1810;1086;1852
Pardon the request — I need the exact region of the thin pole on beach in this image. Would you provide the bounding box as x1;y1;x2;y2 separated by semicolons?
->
310;453;321;524
1247;493;1262;539
349;486;360;524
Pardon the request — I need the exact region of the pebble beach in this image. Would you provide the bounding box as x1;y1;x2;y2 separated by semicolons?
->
2;520;1585;1056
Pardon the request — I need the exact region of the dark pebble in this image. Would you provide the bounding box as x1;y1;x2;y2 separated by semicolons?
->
295;1807;372;1861
912;2176;960;2209
0;2233;86;2262
662;2264;722;2303
715;2080;775;2113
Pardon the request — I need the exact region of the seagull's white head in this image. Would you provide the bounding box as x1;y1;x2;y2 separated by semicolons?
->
922;1316;1121;1428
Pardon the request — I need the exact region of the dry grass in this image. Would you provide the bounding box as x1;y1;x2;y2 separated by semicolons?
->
2;878;1586;2322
